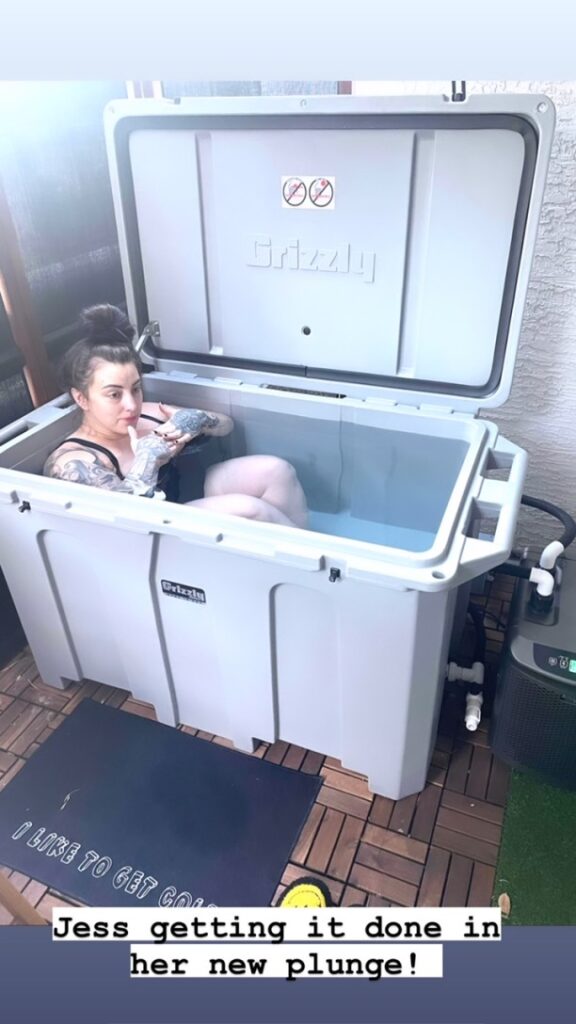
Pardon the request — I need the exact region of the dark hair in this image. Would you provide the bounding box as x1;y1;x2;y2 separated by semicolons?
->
60;304;142;394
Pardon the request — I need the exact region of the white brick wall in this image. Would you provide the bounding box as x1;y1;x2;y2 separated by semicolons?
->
354;81;576;550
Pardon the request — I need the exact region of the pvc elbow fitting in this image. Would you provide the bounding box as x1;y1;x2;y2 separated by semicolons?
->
529;567;555;597
539;541;564;571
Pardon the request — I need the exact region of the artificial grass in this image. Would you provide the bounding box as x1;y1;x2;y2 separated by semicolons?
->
494;769;576;925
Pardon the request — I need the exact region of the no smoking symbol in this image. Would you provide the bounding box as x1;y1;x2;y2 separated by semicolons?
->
283;177;307;207
309;178;334;208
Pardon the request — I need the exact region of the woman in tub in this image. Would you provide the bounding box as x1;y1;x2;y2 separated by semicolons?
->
43;305;307;528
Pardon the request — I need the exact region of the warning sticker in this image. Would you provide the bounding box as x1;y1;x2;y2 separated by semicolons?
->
282;177;307;207
281;175;335;210
309;178;334;208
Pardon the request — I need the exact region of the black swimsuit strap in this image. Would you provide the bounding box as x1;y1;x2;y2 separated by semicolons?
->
53;437;124;480
139;413;164;424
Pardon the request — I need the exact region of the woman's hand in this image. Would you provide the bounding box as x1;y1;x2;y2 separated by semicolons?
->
153;403;232;452
127;427;176;468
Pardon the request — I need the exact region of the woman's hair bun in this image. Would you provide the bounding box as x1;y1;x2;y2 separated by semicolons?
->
79;304;135;347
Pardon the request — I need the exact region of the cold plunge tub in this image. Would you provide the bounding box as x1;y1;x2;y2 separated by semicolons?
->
0;92;555;799
0;379;524;800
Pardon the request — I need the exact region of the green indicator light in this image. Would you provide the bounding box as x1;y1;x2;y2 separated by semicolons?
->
569;660;576;674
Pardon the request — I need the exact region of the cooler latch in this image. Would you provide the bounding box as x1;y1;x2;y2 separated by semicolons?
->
450;81;467;103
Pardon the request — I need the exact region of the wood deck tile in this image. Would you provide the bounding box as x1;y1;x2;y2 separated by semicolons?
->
324;757;368;780
17;683;69;712
0;700;30;744
340;885;367;907
0;651;32;682
410;785;442;844
445;741;473;793
103;688;129;709
291;803;324;865
0;694;13;714
362;824;428;864
264;740;290;765
300;750;325;775
0;904;14;925
388;794;418;834
441;789;504;826
442;854;473;907
306;808;344;874
426;764;447;787
320;767;373;800
465;746;493;801
62;681;101;716
35;892;81;918
3;665;37;698
21;879;49;907
282;744;307;771
430;747;451;769
486;756;511;806
327;816;364;881
368;795;395;829
9;708;59;757
120;699;157;721
467;862;497;907
316;784;372;820
432;825;499;867
355;843;423;887
417;847;450;907
436;805;502;846
348;864;418;907
365;894;393;907
0;750;17;773
211;736;235;749
178;724;198;736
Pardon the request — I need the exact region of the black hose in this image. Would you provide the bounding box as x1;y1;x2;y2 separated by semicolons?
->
467;603;486;663
521;494;576;550
493;562;531;579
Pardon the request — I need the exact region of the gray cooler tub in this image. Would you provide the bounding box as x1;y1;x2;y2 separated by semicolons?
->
0;94;554;799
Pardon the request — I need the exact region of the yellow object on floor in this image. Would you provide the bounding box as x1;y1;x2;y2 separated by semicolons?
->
277;877;333;907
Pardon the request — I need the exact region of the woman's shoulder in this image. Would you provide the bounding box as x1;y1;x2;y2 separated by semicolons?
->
43;437;116;478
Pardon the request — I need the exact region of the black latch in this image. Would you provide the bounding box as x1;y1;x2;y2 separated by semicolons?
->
329;567;341;583
18;500;31;513
451;81;467;103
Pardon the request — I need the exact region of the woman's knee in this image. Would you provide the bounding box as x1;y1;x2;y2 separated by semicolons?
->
257;456;299;487
227;494;270;520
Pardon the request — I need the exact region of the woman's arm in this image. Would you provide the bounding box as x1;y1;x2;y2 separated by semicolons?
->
44;435;174;496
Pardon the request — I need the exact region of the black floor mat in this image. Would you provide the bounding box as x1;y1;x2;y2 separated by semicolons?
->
0;699;321;907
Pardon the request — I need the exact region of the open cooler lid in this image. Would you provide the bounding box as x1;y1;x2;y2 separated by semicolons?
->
104;93;554;412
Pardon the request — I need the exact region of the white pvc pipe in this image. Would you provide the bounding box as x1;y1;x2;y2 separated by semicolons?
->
529;567;555;597
465;691;484;731
447;661;485;686
539;541;564;571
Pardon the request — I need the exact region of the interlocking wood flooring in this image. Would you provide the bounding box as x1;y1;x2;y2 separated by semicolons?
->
0;584;512;923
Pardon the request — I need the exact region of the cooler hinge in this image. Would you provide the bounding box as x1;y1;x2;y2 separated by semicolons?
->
134;321;161;364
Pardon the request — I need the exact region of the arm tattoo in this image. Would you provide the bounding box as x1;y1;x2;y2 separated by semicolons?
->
44;438;171;495
168;408;220;435
128;433;173;484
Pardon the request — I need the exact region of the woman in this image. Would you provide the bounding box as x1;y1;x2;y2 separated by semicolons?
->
43;305;308;528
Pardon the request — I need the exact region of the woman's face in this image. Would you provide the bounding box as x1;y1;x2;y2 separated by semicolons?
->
73;358;143;437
